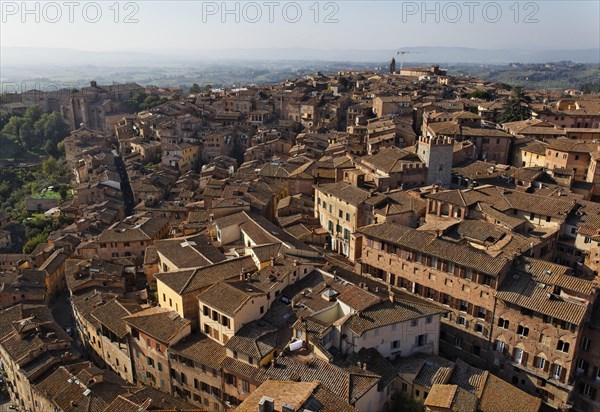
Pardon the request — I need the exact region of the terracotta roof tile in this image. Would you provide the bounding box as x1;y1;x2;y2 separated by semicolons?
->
197;281;263;317
497;258;593;324
359;223;514;275
345;298;445;337
447;359;487;393
264;355;378;404
123;307;190;343
91;299;143;339
154;233;226;270
169;332;226;370
478;374;542;412
155;255;256;295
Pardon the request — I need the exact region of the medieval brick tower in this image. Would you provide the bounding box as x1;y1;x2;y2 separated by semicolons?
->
418;135;454;187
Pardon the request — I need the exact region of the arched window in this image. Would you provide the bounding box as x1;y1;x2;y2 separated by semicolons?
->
517;324;529;337
557;339;570;353
552;363;565;381
533;354;548;371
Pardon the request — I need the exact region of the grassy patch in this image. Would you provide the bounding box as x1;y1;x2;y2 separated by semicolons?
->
31;190;62;199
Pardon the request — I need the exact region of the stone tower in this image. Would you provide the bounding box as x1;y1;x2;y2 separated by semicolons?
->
418;135;454;187
390;58;396;74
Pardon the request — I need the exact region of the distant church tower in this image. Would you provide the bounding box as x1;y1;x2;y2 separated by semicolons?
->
418;135;454;186
390;57;396;74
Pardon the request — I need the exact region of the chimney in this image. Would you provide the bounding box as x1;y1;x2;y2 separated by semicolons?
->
389;291;396;303
258;396;275;412
362;362;368;370
240;272;245;281
90;80;97;88
282;404;296;412
90;371;104;384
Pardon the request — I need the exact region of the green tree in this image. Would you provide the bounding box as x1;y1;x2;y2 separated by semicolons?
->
498;85;532;123
23;105;43;124
41;157;59;178
139;94;166;110
58;185;69;200
58;215;74;226
230;138;246;166
18;121;38;147
146;283;158;304
38;112;69;144
126;92;145;112
389;390;423;412
496;83;513;91
189;83;201;93
2;115;24;139
0;181;10;199
41;157;68;181
1;106;69;152
581;82;600;94
42;139;59;156
470;89;491;100
23;233;48;254
126;92;166;112
0;113;11;129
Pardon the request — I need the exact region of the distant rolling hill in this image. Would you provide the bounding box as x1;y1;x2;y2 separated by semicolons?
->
2;46;599;67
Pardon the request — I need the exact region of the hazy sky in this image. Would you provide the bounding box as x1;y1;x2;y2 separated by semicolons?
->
1;0;599;52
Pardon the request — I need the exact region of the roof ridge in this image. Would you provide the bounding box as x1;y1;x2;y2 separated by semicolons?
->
389;157;402;173
443;364;457;384
345;374;352;403
457;190;467;207
114;299;133;316
179;269;198;294
477;371;491;398
495;186;513;209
